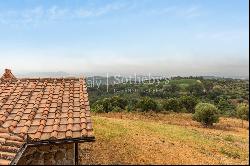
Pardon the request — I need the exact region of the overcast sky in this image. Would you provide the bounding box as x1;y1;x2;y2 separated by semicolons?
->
0;0;249;77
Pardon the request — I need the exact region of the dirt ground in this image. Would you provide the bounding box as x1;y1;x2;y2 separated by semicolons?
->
79;112;249;165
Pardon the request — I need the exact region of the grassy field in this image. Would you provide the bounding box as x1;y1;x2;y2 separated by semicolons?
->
169;79;200;88
79;112;249;165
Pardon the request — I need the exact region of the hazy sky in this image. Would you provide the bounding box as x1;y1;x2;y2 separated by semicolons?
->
0;0;249;77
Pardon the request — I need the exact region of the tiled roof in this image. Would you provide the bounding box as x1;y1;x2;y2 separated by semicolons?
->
0;128;25;165
0;69;94;165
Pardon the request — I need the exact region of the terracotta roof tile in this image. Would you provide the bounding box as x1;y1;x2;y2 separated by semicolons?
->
40;132;51;140
43;126;53;133
57;132;65;140
45;119;54;126
31;119;40;126
52;124;59;131
72;124;81;132
65;130;72;138
1;72;94;165
81;123;86;129
61;112;68;118
50;131;57;140
81;129;88;137
73;118;80;124
58;125;67;132
68;118;74;124
27;126;38;134
0;128;25;165
72;131;81;138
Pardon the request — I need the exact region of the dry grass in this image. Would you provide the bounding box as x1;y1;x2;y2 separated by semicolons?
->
79;112;249;165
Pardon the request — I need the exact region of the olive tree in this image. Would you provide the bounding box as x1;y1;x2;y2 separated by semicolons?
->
138;97;158;112
236;103;249;128
179;96;199;113
163;98;181;112
193;103;219;127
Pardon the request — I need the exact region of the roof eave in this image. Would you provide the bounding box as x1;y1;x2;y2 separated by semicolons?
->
26;136;95;146
9;144;27;165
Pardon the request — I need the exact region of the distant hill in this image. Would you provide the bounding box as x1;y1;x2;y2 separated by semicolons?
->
203;76;249;80
15;71;249;81
16;71;70;78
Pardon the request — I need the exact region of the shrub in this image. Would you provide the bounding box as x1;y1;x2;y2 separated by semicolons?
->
163;84;181;93
138;97;158;112
92;96;128;113
180;107;188;113
208;85;224;100
236;103;249;121
187;83;205;96
193;103;219;127
92;104;105;113
236;103;249;128
110;96;128;109
163;98;181;112
112;106;122;112
125;105;133;112
217;98;235;116
179;96;199;113
102;98;113;112
124;98;139;112
203;81;214;92
213;85;224;93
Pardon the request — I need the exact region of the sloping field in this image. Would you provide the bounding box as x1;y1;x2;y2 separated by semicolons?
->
79;112;249;165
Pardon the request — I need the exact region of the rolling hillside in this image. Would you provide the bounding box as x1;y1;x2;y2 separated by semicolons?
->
79;112;249;165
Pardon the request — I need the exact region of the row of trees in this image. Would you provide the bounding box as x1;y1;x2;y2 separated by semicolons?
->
163;96;198;113
92;95;249;127
92;95;199;113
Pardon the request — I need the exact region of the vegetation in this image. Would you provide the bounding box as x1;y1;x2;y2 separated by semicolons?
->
88;76;249;123
137;97;158;112
85;77;249;165
236;103;249;121
163;98;181;112
179;95;199;113
236;103;249;127
193;103;219;126
79;112;249;165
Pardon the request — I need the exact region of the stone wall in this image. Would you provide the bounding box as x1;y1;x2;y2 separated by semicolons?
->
17;143;75;165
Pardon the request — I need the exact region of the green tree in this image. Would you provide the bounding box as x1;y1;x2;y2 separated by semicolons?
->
102;98;113;112
208;85;224;100
217;98;235;116
110;96;128;109
112;106;122;112
179;96;199;113
203;80;214;92
126;98;139;112
187;83;205;96
163;98;181;112
92;103;105;113
138;97;158;112
167;84;181;93
193;103;219;127
236;103;249;127
213;85;224;93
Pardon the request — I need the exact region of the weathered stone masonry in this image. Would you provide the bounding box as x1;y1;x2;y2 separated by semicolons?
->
17;143;75;165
